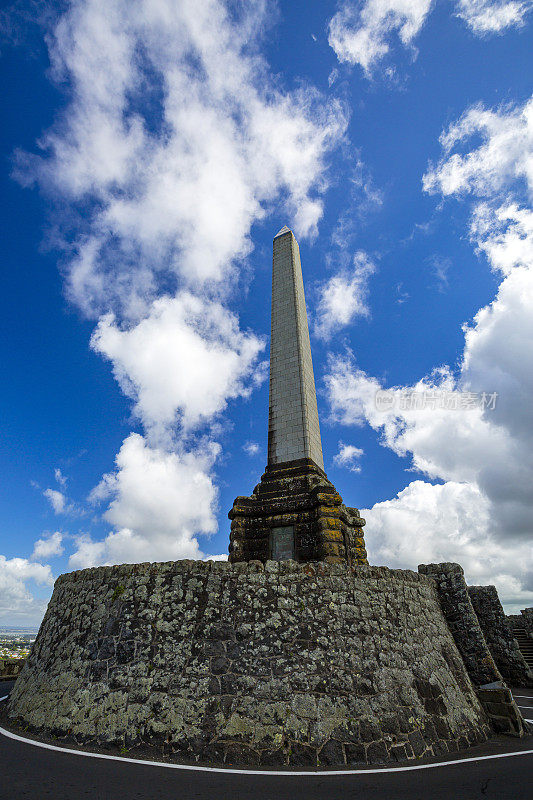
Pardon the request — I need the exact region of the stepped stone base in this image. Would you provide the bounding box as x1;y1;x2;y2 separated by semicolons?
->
228;459;367;565
7;559;496;767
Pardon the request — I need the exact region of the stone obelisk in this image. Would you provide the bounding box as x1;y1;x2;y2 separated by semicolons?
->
268;226;324;469
228;227;367;565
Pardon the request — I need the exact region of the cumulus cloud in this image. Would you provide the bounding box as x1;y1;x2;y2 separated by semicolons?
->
43;488;67;514
0;555;54;624
12;0;349;574
69;433;219;569
455;0;533;34
423;98;533;200
17;0;347;319
91;292;265;441
333;441;364;472
325;96;533;610
314;251;375;340
470;203;533;276
362;481;533;611
328;1;532;75
41;467;75;515
54;468;67;488
328;0;433;75
31;531;64;560
243;441;260;456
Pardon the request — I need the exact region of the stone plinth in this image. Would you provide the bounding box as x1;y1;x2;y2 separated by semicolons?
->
228;458;367;564
8;559;494;767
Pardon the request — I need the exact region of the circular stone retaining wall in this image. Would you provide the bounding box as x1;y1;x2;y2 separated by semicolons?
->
8;560;491;766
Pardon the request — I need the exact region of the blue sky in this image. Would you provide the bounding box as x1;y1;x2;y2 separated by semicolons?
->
1;0;532;625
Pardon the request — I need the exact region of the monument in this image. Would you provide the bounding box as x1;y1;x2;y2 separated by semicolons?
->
5;228;529;767
229;226;367;565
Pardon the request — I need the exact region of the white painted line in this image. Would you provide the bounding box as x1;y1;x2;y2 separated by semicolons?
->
0;724;532;777
0;696;7;702
514;695;533;700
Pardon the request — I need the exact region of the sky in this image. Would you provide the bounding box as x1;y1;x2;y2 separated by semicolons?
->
0;0;532;626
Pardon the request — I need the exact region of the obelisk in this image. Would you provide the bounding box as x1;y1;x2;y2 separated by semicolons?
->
268;226;324;469
228;227;367;565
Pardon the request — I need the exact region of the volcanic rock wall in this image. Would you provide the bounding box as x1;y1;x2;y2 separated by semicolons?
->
419;563;526;735
468;586;532;687
508;608;533;639
8;560;492;766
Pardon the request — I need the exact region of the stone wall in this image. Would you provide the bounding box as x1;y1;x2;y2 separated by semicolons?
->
511;608;533;639
468;586;532;687
419;563;526;736
0;659;25;680
9;560;491;767
507;610;533;639
229;459;367;565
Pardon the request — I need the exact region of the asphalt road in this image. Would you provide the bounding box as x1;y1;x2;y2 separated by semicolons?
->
1;680;532;800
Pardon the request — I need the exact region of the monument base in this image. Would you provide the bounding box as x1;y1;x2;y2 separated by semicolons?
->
228;458;368;564
7;559;504;767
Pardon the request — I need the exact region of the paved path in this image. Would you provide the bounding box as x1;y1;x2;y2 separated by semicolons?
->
1;680;532;800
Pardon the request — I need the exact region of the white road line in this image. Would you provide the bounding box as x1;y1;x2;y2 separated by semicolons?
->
514;695;533;700
0;724;532;777
0;696;7;702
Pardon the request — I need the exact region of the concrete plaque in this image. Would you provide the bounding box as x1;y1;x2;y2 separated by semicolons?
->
271;526;295;561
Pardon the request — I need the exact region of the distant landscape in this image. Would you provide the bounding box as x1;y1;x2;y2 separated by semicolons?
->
0;628;37;661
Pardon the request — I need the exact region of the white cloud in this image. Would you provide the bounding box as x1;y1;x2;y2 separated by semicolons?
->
43;488;67;514
72;432;219;569
7;0;350;586
328;0;433;75
423;98;533;199
0;555;54;624
314;251;375;340
333;441;364;472
243;441;260;456
9;0;351;588
328;1;532;75
470;203;533;276
455;0;533;34
54;468;67;488
91;292;265;441
362;481;533;612
203;553;229;561
18;0;347;319
31;531;64;560
325;96;533;610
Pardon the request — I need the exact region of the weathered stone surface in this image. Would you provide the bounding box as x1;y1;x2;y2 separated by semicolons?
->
229;459;367;566
419;563;527;736
9;560;492;766
228;228;367;567
269;227;323;469
0;659;25;680
468;586;533;687
418;563;501;686
508;608;533;640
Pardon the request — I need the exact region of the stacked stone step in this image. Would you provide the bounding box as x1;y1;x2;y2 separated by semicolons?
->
229;458;367;565
514;628;533;669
